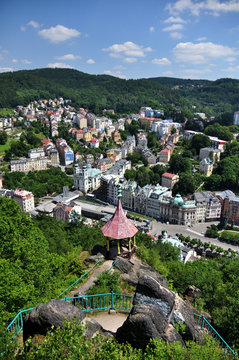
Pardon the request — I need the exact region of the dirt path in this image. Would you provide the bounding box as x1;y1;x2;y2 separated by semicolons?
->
88;312;128;333
68;260;113;297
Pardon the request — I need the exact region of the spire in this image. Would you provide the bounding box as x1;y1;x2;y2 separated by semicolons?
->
118;183;122;198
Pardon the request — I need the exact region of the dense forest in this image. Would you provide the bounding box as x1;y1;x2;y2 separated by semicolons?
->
1;68;239;115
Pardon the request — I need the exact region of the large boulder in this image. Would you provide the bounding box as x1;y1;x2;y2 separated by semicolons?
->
116;303;168;348
115;275;201;348
184;285;202;299
23;299;85;342
115;257;133;273
84;253;103;264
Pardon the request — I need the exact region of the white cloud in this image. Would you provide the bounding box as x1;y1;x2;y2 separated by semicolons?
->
163;24;184;32
0;67;13;72
170;31;183;39
28;20;40;28
225;57;236;62
103;41;152;58
149;26;155;32
39;25;81;43
196;36;207;41
22;59;32;64
166;0;239;16
152;57;171;65
55;54;81;60
164;16;186;23
223;65;239;72
123;57;137;63
12;59;18;63
104;70;126;79
109;53;122;58
86;59;95;64
173;41;237;64
47;62;73;69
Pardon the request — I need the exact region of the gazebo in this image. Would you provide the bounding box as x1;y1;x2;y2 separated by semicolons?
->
101;184;138;257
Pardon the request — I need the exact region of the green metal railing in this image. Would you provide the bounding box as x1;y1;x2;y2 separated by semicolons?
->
193;313;237;356
64;292;133;312
6;308;33;338
55;256;103;299
6;293;133;339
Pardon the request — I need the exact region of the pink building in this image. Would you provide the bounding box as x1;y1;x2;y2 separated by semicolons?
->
13;189;35;212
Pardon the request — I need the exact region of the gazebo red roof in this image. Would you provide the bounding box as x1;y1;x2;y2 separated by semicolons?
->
101;199;138;240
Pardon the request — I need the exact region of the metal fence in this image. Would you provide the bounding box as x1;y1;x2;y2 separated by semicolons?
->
193;313;237;356
63;292;133;312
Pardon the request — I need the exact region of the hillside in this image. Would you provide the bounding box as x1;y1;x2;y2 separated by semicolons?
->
149;76;239;115
0;68;186;113
0;68;239;115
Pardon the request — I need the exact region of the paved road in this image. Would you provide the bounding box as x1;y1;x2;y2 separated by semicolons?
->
150;220;239;252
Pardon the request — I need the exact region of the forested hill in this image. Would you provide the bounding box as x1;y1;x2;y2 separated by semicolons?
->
149;77;239;115
0;68;186;112
1;68;239;114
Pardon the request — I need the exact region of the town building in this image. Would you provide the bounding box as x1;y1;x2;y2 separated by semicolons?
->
158;148;171;163
199;158;213;176
105;159;131;177
216;190;239;226
134;185;153;215
233;111;239;125
146;186;171;218
159;194;197;225
10;157;49;172
90;138;100;148
53;202;81;222
111;130;121;143
73;163;102;193
13;188;35;212
161;173;179;189
56;138;74;165
199;147;221;162
28;147;45;159
184;130;227;151
194;191;221;221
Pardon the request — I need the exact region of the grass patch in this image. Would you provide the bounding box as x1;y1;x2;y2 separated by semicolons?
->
0;139;16;155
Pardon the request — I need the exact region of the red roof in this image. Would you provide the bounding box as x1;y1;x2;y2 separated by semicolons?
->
101;199;138;239
162;172;177;179
160;148;170;153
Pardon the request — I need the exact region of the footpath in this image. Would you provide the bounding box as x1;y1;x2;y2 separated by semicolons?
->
68;259;128;332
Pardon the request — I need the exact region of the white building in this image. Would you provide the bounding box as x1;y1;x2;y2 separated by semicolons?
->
28;148;45;159
90;138;100;148
234;111;239;125
73;163;102;193
13;189;35;212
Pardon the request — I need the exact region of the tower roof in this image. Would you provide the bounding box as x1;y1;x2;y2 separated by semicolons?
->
101;198;138;240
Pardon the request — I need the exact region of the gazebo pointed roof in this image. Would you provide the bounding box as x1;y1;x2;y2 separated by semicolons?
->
101;198;138;240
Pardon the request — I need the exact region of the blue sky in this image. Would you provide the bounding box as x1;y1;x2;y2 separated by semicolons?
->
1;0;239;80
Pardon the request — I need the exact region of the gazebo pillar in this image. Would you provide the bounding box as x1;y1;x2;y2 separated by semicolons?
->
129;237;131;252
117;239;120;255
107;238;110;252
133;235;136;246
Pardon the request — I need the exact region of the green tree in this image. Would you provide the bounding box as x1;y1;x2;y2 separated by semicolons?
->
169;154;192;174
0;130;7;145
190;134;210;155
172;173;196;196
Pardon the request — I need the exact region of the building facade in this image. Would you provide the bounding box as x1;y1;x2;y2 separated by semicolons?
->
13;188;35;212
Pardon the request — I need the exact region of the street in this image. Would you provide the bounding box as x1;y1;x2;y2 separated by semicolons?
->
149;220;239;252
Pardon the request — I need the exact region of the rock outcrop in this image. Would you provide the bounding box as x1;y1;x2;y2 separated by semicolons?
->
116;275;201;348
23;299;86;342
